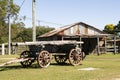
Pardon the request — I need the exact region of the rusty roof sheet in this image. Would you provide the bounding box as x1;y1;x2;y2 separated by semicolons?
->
39;22;105;38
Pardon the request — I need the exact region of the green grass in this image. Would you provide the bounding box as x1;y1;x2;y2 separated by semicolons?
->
0;54;120;80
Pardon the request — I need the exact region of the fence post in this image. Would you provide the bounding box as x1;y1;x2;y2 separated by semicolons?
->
97;37;100;55
104;36;107;53
114;36;116;54
2;44;5;55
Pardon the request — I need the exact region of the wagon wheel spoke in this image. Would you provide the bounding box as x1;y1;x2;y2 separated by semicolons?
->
20;51;33;67
37;50;51;68
54;55;67;64
69;49;82;66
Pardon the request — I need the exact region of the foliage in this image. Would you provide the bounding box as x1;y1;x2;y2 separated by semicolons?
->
104;24;115;31
36;26;54;37
0;0;54;43
0;23;8;43
0;20;25;43
103;21;120;35
103;24;116;34
13;26;54;42
0;0;20;43
11;22;25;40
114;21;120;36
0;0;20;21
14;28;32;42
115;21;120;30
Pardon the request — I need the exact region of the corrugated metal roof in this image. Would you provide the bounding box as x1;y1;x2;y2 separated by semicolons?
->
38;22;105;38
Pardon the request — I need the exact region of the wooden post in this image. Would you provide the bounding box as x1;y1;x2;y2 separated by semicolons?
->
2;44;5;55
104;36;107;53
97;37;100;55
114;36;116;54
8;0;12;55
8;14;11;55
32;0;36;42
62;36;64;41
79;37;82;47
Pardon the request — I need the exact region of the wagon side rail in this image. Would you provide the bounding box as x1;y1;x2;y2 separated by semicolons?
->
11;40;84;46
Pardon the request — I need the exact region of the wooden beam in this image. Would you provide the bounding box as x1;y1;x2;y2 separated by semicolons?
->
104;36;107;53
0;58;30;67
97;37;100;55
79;37;82;47
12;41;84;46
114;36;117;54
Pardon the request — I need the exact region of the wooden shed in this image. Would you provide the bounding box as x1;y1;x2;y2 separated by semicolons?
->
37;22;108;55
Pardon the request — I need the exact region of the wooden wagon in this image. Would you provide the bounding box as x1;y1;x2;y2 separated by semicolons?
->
12;40;84;68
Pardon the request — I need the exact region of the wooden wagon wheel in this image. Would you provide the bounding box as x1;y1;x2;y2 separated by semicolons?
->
20;51;33;67
37;50;51;68
68;48;82;66
54;55;67;64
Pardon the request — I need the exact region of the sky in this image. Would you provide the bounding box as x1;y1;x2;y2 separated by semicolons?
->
14;0;120;30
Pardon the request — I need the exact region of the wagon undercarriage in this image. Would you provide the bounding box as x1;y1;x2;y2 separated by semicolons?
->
12;41;84;68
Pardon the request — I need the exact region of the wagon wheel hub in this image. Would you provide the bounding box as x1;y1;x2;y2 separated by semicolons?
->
73;53;79;60
42;54;50;62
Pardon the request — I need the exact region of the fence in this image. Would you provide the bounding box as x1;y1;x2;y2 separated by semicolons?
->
0;43;28;55
92;36;120;55
0;44;8;55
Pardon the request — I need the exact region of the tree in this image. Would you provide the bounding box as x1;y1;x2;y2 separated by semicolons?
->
114;21;120;36
0;0;20;43
116;21;120;29
0;0;54;43
11;22;25;41
103;24;116;34
14;26;54;42
36;26;54;37
115;21;120;30
0;0;20;21
14;28;32;42
104;24;115;31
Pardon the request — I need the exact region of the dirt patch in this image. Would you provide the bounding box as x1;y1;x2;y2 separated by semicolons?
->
78;67;100;71
115;78;120;80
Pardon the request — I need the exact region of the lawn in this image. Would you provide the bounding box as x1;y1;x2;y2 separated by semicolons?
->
0;54;120;80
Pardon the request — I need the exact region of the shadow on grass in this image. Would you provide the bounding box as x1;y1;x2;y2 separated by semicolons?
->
50;62;71;66
0;65;23;71
0;62;73;71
